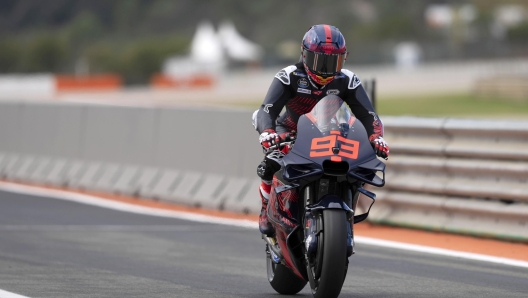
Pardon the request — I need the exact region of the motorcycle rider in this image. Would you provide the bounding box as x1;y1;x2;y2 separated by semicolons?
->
253;24;389;236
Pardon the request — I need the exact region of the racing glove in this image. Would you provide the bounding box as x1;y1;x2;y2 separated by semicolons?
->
259;129;280;150
259;130;296;152
370;136;389;159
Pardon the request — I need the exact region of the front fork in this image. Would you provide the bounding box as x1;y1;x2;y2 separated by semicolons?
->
303;185;356;261
303;183;375;260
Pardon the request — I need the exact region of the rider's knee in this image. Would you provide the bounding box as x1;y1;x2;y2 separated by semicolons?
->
257;159;274;181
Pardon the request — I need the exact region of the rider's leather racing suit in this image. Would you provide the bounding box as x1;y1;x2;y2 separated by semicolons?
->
253;62;384;234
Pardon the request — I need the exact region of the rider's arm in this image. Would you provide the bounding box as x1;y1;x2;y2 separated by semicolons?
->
341;70;384;141
254;67;295;134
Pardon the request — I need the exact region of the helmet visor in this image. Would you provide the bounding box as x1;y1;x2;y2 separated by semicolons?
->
303;49;346;77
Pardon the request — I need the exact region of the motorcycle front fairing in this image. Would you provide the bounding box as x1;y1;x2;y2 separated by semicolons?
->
268;95;386;234
282;95;386;187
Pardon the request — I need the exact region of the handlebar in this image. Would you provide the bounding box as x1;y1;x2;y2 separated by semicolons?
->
264;141;294;154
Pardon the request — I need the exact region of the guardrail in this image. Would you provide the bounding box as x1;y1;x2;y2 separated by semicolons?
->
373;117;528;241
0;101;526;241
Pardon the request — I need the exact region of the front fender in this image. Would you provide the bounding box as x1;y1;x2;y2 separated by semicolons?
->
306;194;353;218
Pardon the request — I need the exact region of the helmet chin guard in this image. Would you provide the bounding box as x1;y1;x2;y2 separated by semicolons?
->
304;64;336;86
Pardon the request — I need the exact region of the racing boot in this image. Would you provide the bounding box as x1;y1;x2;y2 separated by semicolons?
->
259;180;274;236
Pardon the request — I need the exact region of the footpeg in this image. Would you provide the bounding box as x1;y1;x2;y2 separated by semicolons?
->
263;235;283;263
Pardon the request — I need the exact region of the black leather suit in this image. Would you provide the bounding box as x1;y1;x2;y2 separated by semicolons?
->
254;62;383;140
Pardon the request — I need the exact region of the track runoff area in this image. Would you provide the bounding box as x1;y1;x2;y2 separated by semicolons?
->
0;180;527;297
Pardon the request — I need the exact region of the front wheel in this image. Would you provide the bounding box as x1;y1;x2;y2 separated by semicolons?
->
307;209;349;298
266;245;307;295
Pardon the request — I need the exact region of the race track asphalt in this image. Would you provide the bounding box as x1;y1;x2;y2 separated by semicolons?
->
0;190;527;298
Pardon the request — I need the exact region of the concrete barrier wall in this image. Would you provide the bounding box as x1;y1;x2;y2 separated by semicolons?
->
0;102;263;173
0;101;263;214
0;100;527;241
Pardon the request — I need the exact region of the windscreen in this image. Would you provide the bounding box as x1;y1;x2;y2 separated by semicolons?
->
305;96;355;138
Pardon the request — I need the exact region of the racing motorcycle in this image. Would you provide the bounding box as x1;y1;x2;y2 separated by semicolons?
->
262;95;386;298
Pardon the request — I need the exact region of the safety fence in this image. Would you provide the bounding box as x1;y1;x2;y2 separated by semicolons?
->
0;74;214;96
474;76;528;100
0;101;526;241
374;117;528;241
0;74;122;95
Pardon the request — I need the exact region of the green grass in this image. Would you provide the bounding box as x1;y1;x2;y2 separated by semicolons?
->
377;93;528;118
231;93;528;118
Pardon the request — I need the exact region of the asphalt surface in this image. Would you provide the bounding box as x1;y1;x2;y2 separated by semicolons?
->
0;190;527;298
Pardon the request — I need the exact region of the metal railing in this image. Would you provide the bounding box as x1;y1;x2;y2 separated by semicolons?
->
369;117;528;241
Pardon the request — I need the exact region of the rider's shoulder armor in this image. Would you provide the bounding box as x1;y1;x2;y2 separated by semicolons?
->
274;65;297;85
340;69;362;90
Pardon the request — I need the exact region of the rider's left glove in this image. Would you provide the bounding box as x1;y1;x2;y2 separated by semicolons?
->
370;136;389;159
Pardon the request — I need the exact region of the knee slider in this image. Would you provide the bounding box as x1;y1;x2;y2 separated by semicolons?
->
257;160;274;180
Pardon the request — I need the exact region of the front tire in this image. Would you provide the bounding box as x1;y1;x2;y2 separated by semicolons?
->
308;209;349;298
266;245;307;295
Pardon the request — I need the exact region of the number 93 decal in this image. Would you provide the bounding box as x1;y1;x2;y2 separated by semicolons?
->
309;131;359;162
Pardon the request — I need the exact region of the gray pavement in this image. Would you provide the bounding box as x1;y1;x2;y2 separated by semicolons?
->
0;190;527;298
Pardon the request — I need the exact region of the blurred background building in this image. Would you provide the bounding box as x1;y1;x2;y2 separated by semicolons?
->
0;0;527;115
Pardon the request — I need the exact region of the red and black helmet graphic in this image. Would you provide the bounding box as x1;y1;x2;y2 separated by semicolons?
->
302;24;347;55
301;25;347;84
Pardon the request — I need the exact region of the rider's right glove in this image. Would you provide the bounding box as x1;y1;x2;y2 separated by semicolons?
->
370;136;389;159
259;129;280;150
259;130;296;153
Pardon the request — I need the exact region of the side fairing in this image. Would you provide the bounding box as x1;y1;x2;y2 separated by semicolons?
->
267;170;300;235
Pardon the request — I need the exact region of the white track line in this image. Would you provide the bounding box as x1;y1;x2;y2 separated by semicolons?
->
0;288;31;298
1;181;527;269
355;236;528;269
0;181;257;230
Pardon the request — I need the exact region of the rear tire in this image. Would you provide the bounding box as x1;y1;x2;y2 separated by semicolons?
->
266;245;307;295
309;210;349;298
